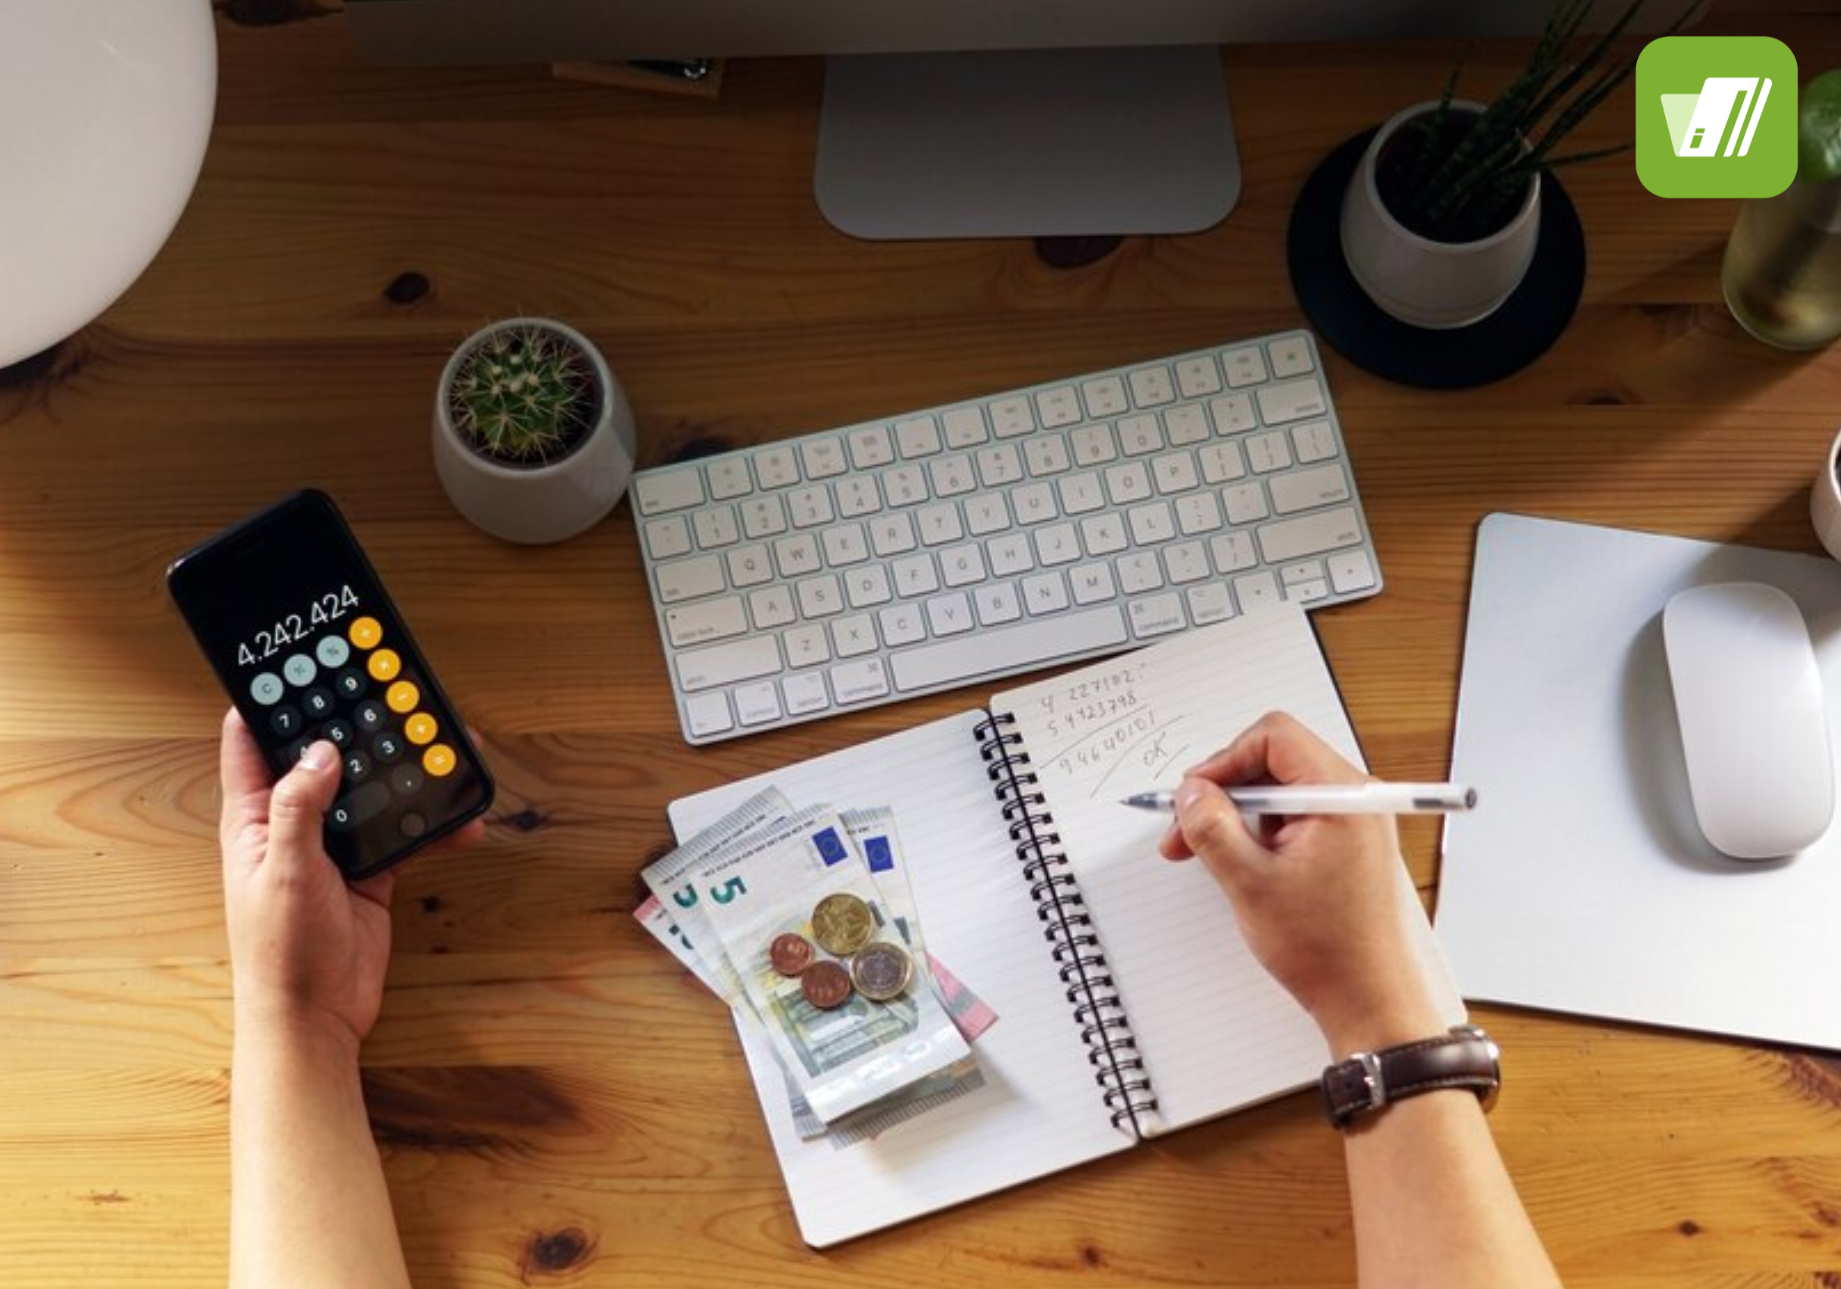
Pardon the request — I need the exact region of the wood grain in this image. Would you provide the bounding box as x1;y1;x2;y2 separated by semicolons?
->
5;4;1841;1286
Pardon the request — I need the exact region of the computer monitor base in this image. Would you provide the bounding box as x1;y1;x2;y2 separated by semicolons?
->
815;47;1241;241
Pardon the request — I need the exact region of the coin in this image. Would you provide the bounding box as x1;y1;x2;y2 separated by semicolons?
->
849;941;913;1002
769;932;814;977
811;892;875;956
800;959;853;1010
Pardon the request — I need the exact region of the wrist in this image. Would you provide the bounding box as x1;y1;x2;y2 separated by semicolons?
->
233;998;365;1065
1315;995;1449;1059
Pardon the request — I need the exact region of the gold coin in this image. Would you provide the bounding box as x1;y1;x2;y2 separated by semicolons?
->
810;892;875;956
849;941;912;1002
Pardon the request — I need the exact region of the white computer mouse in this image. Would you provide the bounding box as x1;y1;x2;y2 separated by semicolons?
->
1662;582;1834;860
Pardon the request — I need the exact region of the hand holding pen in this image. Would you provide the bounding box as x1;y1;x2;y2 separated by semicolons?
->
1124;782;1476;815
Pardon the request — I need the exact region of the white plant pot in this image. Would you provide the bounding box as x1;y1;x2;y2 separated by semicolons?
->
1339;99;1541;330
432;318;637;545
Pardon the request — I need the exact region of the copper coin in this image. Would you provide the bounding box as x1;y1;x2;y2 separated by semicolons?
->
769;932;814;977
811;892;875;956
800;959;853;1010
849;941;913;1002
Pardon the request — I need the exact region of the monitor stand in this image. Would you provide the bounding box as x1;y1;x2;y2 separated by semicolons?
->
814;46;1241;241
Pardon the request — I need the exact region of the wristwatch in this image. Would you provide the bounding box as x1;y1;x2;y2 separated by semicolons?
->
1321;1024;1501;1130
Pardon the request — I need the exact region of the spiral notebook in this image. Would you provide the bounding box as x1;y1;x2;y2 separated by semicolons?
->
669;606;1463;1247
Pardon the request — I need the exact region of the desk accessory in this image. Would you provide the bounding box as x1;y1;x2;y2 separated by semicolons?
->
632;329;1383;743
167;490;495;879
1436;514;1841;1051
433;318;637;544
0;0;215;369
1121;782;1477;814
668;606;1463;1246
1321;1024;1500;1129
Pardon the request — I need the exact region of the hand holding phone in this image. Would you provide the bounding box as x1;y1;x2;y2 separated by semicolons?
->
169;490;494;879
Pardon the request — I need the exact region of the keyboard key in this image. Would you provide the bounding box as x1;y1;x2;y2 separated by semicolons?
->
1328;549;1378;594
1128;365;1176;407
1024;435;1072;477
684;691;734;738
1127;503;1176;545
1234;571;1281;611
795;574;844;618
1070;562;1118;605
835;476;882;518
1163;541;1210;584
974;582;1023;625
831;658;892;704
883;465;929;507
893;554;939;598
989;397;1034;438
895;416;944;459
1187;583;1234;625
1287;579;1331;604
1270;463;1352;515
707;458;753;501
1267;334;1315;378
940;543;988;587
1082;376;1129;417
749;586;796;630
870;513;917;557
1035;385;1082;429
1035;524;1080;566
725;544;772;588
800;437;848;479
1175;355;1224;398
1210;531;1257;573
1012;483;1058;525
1130;594;1185;639
1281;559;1326;587
1209;392;1257;435
965;494;1011;536
926;592;974;637
735;682;784;727
821;522;870;567
930;453;977;497
1256;377;1329;425
788;485;835;528
1104;462;1153;505
644;515;693;560
1058;471;1105;515
1163;403;1210;446
1198;442;1246;485
1257;505;1363;563
675;636;781;692
988;533;1034;577
1070;424;1118;467
1222;482;1270;525
656;554;726;603
740;496;788;540
1118;552;1164;594
976;444;1024;487
832;614;881;656
848;426;895;469
1176;492;1224;536
692;506;740;549
1080;513;1127;557
1222;346;1268;388
1291;419;1338;464
879;602;926;646
845;565;893;608
918;504;964;546
941;406;989;448
1022;573;1070;615
1246;432;1294;474
773;534;821;578
666;595;747;648
755;446;800;489
888;605;1127;693
784;624;831;668
782;673;830;716
634;467;705;516
1152;451;1199;495
1118;414;1162;457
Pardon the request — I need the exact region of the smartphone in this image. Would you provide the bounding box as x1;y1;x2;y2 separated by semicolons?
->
167;489;494;879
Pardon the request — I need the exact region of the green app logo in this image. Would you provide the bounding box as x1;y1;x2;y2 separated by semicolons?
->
1636;36;1798;197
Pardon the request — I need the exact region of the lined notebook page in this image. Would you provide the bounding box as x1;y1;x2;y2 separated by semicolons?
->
670;712;1131;1248
992;607;1462;1133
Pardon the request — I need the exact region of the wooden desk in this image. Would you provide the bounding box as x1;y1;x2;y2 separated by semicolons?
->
4;7;1841;1286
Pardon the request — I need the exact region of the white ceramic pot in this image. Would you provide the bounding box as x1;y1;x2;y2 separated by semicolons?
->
432;318;637;545
1339;99;1541;330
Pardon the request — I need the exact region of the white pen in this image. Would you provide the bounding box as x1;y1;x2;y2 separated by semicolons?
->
1119;783;1478;815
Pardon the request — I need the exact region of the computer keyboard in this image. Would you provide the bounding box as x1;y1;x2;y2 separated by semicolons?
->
632;329;1380;744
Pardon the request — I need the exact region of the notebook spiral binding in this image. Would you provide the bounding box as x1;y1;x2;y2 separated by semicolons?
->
974;712;1157;1132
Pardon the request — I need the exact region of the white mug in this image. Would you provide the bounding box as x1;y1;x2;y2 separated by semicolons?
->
1811;425;1841;563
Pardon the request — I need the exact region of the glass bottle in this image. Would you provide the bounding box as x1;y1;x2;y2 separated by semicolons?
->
1722;176;1841;350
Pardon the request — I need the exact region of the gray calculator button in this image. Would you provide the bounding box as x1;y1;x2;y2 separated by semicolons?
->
327;781;392;832
283;653;317;686
316;635;351;668
250;673;285;706
389;763;425;796
269;706;303;738
398;811;427;839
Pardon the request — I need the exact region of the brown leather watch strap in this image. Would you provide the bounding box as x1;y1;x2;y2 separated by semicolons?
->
1321;1024;1501;1129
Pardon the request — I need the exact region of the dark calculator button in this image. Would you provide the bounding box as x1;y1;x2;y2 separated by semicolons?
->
333;667;367;700
344;751;373;782
327;781;392;832
283;737;310;765
323;719;355;748
301;687;336;719
398;811;427;839
270;706;303;737
373;732;406;764
389;763;425;796
354;700;387;732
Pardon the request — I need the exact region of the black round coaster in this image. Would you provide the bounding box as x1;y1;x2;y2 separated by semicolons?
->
1287;129;1587;390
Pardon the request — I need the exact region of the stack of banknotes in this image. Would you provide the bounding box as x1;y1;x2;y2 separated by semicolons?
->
636;787;999;1148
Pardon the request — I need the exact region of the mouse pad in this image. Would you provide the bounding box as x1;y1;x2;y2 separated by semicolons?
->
1437;513;1841;1050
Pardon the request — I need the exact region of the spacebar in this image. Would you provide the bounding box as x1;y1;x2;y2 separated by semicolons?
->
889;606;1129;693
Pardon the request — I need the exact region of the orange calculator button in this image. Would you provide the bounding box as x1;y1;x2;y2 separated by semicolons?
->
423;744;456;777
367;648;401;682
386;680;420;714
405;713;438;745
349;616;383;649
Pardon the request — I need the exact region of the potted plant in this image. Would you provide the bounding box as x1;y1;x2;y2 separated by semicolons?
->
432;318;637;544
1340;0;1697;329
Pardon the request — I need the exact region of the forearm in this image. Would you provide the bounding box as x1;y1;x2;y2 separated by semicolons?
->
230;1013;411;1289
1343;1092;1562;1289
